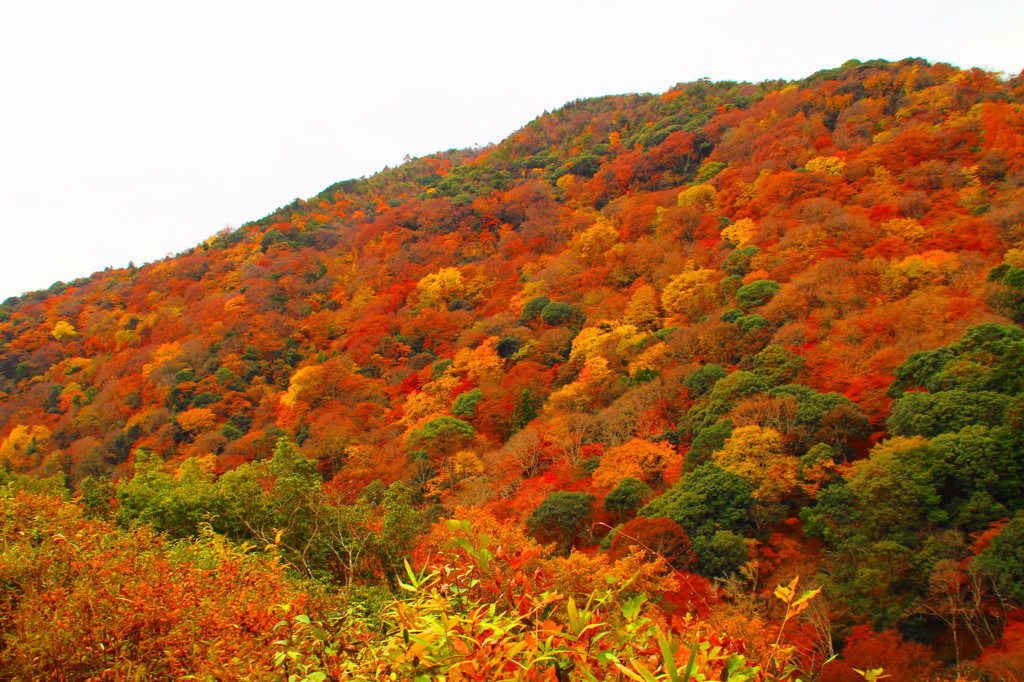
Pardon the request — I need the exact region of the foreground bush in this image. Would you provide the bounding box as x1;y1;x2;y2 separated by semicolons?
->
0;490;316;680
0;489;848;681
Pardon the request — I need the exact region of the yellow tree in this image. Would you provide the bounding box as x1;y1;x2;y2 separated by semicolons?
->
451;336;504;384
622;285;661;332
627;342;670;379
804;155;846;176
661;268;722;320
400;370;461;425
1003;247;1024;267
546;356;614;413
713;425;798;503
51;320;79;340
281;365;323;408
175;408;218;435
415;267;465;308
571;218;620;266
568;324;644;363
141;342;181;379
882;217;927;243
425;450;486;500
0;425;52;473
721;218;758;247
676;183;718;211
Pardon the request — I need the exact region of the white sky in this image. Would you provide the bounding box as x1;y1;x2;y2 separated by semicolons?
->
1;0;1021;300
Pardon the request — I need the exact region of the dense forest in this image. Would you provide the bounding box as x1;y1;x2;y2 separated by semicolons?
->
2;57;1023;680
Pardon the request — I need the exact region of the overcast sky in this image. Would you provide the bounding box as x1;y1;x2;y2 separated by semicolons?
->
1;0;1021;300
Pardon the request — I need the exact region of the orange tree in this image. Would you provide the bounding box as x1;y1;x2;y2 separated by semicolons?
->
0;488;322;680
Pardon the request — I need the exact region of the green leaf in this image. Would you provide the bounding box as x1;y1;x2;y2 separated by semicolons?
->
792;586;822;607
403;558;418;585
660;633;681;682
622;593;647;622
622;659;661;682
567;597;580;633
680;638;700;682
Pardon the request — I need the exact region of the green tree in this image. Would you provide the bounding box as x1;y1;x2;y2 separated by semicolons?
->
116;451;223;538
889;323;1024;395
451;388;483;418
406;416;475;458
520;296;551;323
603;477;651;521
736;314;770;333
735;279;780;309
887;390;1012;438
721;246;760;276
931;425;1024;528
686;370;769;435
0;468;67;498
804;436;948;547
975;511;1024;604
214;439;423;585
539;301;581;326
685;419;734;469
510;388;540;433
640;462;754;540
78;475;116;519
527;491;595;553
215;438;323;570
691;530;749;577
375;481;426;587
683;363;727;397
750;344;805;386
800;436;952;625
720;308;745;323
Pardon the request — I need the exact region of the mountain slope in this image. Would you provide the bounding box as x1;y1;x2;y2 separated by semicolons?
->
1;58;1024;664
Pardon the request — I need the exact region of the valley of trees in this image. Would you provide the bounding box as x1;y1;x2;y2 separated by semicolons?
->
1;57;1023;680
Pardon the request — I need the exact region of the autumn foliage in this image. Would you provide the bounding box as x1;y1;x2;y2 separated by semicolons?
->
3;57;1024;678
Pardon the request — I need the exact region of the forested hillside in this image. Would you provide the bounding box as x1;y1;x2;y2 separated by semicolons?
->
2;57;1023;679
